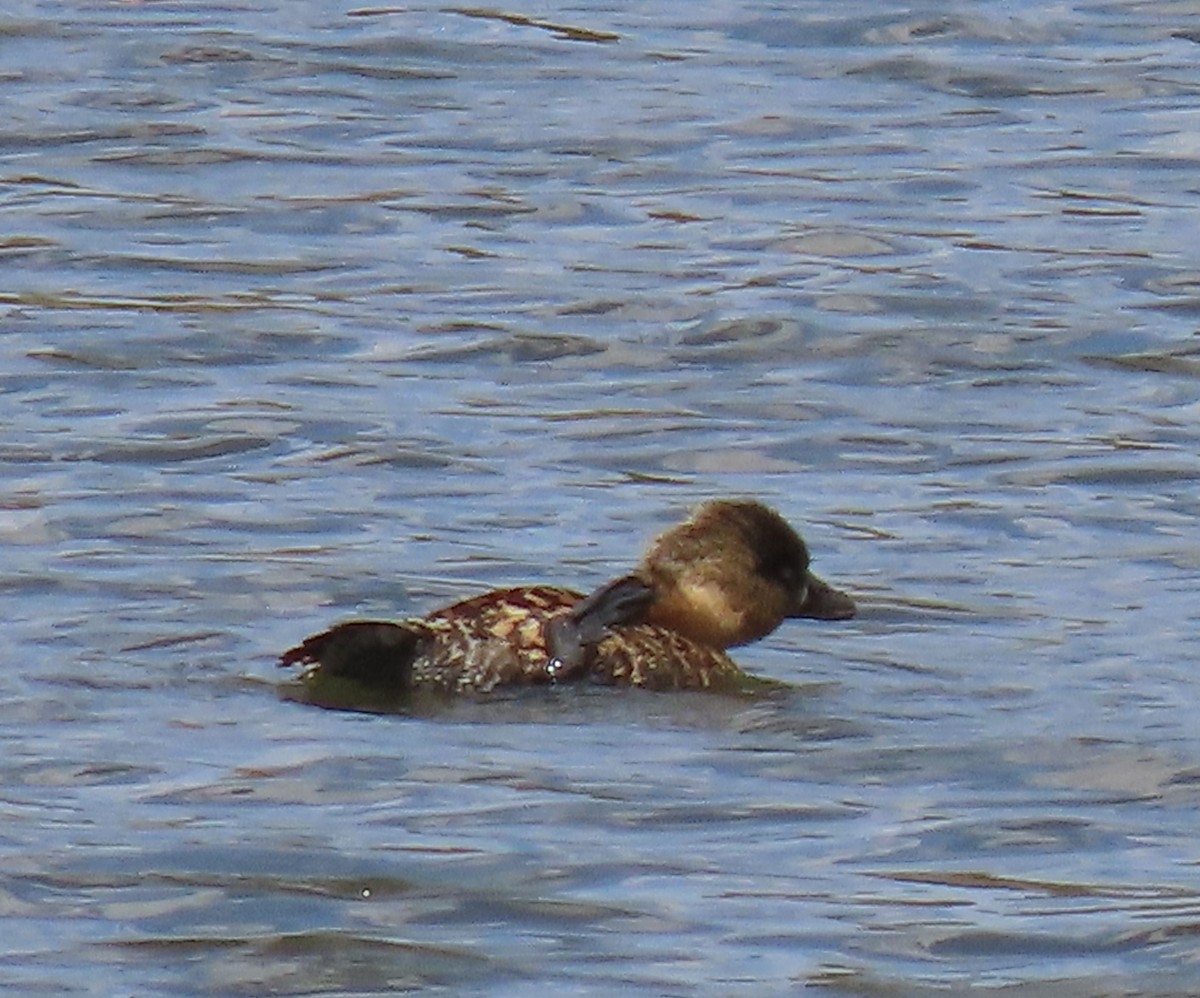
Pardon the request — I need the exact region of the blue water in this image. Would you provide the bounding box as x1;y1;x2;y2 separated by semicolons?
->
4;1;1200;994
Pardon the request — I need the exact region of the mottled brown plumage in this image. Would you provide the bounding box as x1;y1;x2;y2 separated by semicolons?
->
280;499;855;704
280;586;581;694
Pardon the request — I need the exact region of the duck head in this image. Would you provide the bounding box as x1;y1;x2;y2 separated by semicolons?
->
635;498;855;649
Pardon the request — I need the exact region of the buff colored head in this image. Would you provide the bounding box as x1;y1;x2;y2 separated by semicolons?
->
635;499;855;649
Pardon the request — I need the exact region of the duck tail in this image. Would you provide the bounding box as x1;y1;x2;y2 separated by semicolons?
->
280;621;423;689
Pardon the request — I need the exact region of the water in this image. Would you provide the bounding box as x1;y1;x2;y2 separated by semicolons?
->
4;1;1200;994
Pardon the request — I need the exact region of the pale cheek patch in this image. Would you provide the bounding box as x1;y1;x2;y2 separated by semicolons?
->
678;580;744;644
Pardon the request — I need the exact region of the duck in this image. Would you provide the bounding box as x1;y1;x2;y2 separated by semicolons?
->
279;498;855;704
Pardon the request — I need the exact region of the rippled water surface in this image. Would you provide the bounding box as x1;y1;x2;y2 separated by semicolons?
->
5;1;1200;994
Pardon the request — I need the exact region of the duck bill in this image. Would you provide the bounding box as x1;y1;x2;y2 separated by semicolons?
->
792;571;856;620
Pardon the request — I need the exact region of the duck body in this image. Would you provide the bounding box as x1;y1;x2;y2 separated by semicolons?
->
280;499;855;703
281;583;748;697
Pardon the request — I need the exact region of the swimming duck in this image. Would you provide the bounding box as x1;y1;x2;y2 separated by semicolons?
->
279;498;855;702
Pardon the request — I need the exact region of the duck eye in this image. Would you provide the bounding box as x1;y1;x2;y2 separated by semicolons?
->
765;558;804;592
750;514;810;592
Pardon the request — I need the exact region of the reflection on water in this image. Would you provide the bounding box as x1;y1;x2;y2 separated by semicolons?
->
3;1;1200;994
